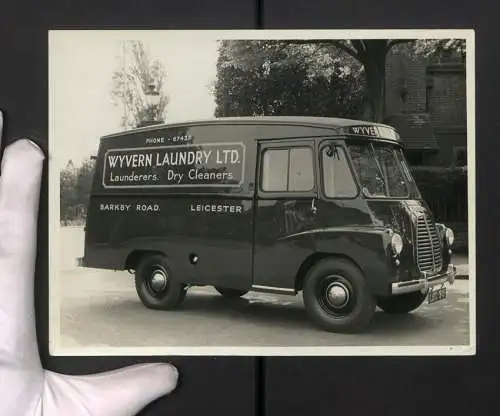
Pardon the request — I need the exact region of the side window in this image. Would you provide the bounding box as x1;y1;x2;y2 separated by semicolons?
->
261;149;289;191
261;146;314;192
321;145;357;198
289;148;314;191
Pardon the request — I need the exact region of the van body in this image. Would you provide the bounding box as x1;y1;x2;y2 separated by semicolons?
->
78;116;456;333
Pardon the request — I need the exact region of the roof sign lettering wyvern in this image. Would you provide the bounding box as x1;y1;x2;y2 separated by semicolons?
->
347;125;400;141
102;142;245;188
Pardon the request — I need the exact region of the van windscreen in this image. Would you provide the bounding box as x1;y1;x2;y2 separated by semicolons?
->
347;141;420;199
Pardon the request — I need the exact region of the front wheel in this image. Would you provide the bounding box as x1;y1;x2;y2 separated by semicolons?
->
302;258;376;333
376;291;428;314
135;254;186;310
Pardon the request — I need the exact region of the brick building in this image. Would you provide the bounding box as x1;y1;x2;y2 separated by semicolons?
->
384;44;467;168
383;44;468;251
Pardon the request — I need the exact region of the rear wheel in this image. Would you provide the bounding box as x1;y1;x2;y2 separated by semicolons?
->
215;287;248;299
134;254;186;310
376;291;428;314
302;258;376;333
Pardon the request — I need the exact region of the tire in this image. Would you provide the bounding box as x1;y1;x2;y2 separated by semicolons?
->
134;254;186;310
214;287;248;299
302;258;376;333
376;290;428;314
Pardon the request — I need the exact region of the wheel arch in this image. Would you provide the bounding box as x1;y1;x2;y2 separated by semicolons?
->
294;252;365;292
124;249;166;271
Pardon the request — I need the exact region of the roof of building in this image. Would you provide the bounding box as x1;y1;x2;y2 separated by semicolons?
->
384;113;440;151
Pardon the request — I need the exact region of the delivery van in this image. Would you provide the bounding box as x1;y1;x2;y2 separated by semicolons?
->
77;116;456;333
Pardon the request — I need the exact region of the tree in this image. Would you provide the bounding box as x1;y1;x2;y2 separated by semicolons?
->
214;38;466;122
294;39;466;121
60;160;78;223
59;158;96;224
212;40;366;119
413;38;466;60
281;39;414;122
333;40;409;121
74;158;96;211
111;40;169;129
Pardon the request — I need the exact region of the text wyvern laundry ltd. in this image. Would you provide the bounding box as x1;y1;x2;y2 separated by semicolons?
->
107;149;241;169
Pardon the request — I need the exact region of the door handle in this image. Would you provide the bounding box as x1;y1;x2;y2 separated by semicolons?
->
311;198;318;215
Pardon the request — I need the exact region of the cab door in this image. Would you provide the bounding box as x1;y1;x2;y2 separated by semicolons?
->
252;139;319;292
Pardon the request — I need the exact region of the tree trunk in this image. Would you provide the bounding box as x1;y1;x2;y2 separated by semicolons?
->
363;52;387;122
355;40;388;122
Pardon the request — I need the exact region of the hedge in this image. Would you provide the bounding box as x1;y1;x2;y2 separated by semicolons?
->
410;166;468;223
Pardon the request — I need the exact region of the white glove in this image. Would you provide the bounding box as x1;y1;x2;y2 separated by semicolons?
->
0;111;179;415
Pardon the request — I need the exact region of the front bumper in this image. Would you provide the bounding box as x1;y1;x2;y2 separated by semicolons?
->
391;264;456;295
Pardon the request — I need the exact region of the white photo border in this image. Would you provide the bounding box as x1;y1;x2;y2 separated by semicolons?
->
48;28;476;357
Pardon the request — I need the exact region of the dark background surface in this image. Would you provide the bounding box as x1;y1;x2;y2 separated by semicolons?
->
1;0;499;415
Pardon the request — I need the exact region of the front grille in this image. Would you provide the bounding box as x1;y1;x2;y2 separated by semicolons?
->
416;214;443;275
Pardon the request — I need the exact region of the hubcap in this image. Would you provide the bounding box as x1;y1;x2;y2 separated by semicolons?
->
326;282;350;308
149;268;168;292
316;274;356;317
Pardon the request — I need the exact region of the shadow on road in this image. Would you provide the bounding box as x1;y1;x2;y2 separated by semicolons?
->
102;290;461;337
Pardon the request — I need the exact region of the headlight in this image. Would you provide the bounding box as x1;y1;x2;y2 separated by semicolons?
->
445;228;455;246
436;223;446;239
391;233;403;255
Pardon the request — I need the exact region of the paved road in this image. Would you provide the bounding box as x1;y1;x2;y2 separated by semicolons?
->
55;227;471;349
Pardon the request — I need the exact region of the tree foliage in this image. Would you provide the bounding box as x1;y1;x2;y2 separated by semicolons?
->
60;158;96;224
60;161;78;223
111;40;169;129
213;38;466;122
413;38;466;60
212;40;366;119
299;40;413;121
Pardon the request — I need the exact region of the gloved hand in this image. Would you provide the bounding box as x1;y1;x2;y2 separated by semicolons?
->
0;112;179;415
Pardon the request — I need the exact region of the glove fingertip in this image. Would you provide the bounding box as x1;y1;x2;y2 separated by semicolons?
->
24;137;47;160
153;363;180;392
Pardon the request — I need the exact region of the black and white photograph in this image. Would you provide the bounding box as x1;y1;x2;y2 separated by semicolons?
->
49;29;475;356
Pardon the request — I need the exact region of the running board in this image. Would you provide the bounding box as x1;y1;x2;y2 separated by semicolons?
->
251;285;296;295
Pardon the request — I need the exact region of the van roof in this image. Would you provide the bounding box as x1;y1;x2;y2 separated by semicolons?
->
102;116;398;139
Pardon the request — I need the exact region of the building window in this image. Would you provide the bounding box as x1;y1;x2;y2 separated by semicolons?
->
453;147;467;167
261;147;314;192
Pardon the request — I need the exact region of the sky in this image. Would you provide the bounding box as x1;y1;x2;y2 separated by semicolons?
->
49;29;473;169
50;31;220;168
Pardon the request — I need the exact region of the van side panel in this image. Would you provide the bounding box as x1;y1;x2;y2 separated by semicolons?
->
83;123;339;290
252;198;317;290
84;195;255;289
83;197;198;284
84;124;261;290
312;229;393;295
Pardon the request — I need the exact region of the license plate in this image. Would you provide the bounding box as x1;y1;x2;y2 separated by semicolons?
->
428;286;447;304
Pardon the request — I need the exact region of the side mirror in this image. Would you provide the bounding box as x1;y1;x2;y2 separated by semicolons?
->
325;144;334;157
325;144;340;159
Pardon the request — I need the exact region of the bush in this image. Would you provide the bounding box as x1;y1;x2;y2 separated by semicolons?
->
411;166;468;223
